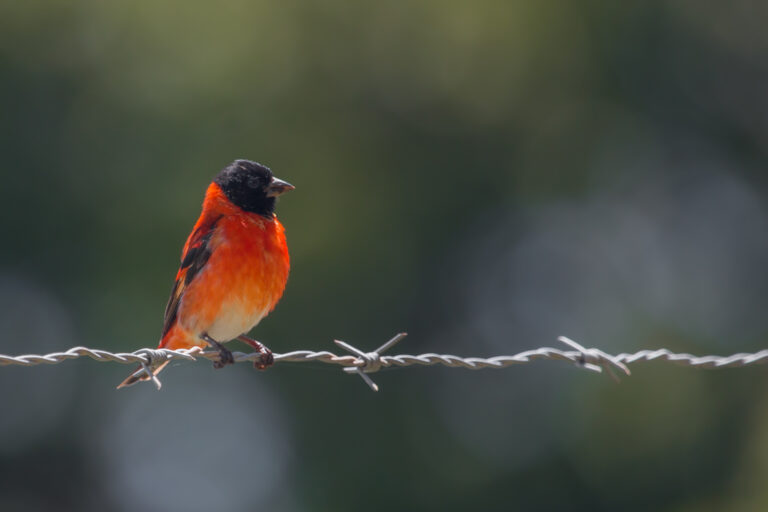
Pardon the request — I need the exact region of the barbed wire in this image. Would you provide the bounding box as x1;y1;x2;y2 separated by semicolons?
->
0;333;766;391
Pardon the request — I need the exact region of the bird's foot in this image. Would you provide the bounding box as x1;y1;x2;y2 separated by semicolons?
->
237;335;274;370
203;334;235;369
255;348;274;370
213;347;235;369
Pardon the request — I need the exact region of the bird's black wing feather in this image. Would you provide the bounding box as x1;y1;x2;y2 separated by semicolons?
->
161;217;221;338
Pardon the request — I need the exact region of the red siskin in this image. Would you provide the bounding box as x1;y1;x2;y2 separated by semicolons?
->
118;160;293;388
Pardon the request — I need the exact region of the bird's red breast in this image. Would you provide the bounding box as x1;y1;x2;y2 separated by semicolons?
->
159;182;290;350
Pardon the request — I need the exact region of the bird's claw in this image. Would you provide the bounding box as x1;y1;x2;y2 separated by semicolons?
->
236;335;274;370
213;346;235;369
254;347;274;370
204;334;235;369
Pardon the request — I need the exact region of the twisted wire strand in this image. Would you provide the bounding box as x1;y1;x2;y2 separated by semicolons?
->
0;333;765;391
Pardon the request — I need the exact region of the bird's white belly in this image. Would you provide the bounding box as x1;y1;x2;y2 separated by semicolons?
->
205;301;269;342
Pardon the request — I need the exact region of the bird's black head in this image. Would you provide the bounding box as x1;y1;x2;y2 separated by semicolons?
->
214;160;294;217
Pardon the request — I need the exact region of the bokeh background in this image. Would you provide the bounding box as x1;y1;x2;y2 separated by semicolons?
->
1;1;768;511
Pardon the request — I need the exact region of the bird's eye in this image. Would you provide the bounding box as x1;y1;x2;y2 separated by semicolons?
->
247;176;260;189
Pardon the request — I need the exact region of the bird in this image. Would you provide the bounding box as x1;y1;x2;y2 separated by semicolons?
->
118;159;294;388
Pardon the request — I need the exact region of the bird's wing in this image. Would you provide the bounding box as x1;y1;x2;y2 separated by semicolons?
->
161;215;222;338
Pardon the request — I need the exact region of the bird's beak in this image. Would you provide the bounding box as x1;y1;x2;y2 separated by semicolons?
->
265;177;295;197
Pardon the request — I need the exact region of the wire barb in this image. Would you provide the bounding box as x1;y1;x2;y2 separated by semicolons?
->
558;336;631;382
335;332;408;391
0;334;765;391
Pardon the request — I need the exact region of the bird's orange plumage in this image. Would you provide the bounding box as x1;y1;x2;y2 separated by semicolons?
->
160;182;290;350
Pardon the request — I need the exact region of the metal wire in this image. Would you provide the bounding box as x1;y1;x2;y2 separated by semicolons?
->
0;333;765;391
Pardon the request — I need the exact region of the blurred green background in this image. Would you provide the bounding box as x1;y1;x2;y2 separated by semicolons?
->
1;1;768;511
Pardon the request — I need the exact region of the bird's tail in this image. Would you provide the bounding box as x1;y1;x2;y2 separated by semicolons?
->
116;360;170;389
